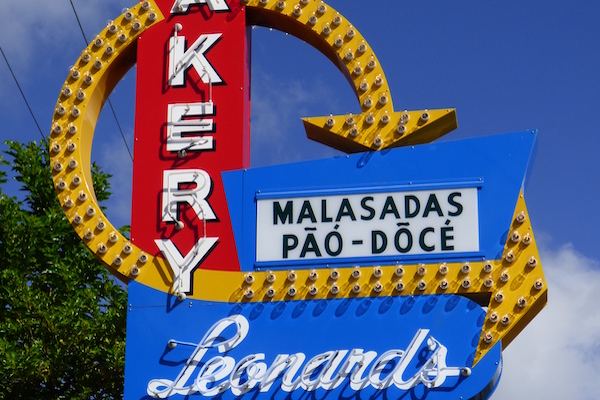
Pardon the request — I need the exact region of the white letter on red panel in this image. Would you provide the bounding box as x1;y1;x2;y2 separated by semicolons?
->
171;0;230;13
167;102;215;152
162;169;216;223
155;238;218;294
169;33;222;87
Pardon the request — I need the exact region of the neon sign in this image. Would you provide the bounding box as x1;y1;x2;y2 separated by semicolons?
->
147;316;466;397
124;286;502;399
48;0;546;398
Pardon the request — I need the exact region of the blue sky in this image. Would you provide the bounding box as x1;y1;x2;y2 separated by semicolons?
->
1;1;599;398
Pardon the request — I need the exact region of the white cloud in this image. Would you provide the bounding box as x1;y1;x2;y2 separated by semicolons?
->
493;242;600;399
0;1;124;64
0;0;132;112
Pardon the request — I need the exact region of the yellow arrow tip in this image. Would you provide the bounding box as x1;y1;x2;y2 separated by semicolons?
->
303;109;457;153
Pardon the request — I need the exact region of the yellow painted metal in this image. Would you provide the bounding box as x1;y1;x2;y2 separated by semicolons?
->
49;0;545;368
472;192;547;364
167;191;545;367
243;0;458;152
49;0;458;292
49;2;165;282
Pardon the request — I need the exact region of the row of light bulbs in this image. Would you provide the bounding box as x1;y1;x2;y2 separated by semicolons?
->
251;1;373;67
325;110;431;148
52;4;156;139
238;207;543;338
240;257;543;299
244;0;404;149
246;0;387;105
50;2;157;280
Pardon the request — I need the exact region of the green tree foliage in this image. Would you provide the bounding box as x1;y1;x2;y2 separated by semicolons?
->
0;141;127;399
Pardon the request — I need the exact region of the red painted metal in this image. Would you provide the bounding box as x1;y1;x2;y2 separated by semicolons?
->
131;0;250;272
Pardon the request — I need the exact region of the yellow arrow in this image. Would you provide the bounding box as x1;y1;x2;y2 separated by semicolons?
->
241;1;546;365
243;0;458;152
48;0;544;368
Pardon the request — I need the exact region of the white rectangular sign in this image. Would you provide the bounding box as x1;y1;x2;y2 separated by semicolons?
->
256;187;479;263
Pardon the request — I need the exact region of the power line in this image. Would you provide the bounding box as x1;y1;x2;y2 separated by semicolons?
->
0;45;47;144
69;0;134;162
69;0;90;44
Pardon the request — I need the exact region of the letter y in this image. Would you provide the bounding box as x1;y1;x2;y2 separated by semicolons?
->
155;238;218;293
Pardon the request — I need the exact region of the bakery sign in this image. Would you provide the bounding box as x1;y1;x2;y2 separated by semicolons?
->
48;0;547;399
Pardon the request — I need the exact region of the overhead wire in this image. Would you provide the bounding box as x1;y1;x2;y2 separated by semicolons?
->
69;0;134;162
0;45;48;144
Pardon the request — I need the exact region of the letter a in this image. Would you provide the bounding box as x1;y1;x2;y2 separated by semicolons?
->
171;0;230;13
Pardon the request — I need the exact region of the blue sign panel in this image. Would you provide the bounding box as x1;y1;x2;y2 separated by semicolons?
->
124;282;502;399
222;130;536;271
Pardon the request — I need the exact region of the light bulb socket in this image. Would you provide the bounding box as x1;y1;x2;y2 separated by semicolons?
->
483;262;493;273
287;286;297;297
438;263;448;275
494;292;504;303
461;263;471;274
287;270;297;282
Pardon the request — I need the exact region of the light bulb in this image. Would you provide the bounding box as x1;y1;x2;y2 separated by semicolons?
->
461;263;471;274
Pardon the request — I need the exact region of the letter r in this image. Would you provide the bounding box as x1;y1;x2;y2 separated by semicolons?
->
162;169;216;223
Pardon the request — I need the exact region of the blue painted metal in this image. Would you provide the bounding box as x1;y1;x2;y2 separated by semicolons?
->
222;130;537;271
253;180;483;200
124;281;502;399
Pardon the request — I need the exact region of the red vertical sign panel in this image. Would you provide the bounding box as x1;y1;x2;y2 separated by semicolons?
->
131;0;249;275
